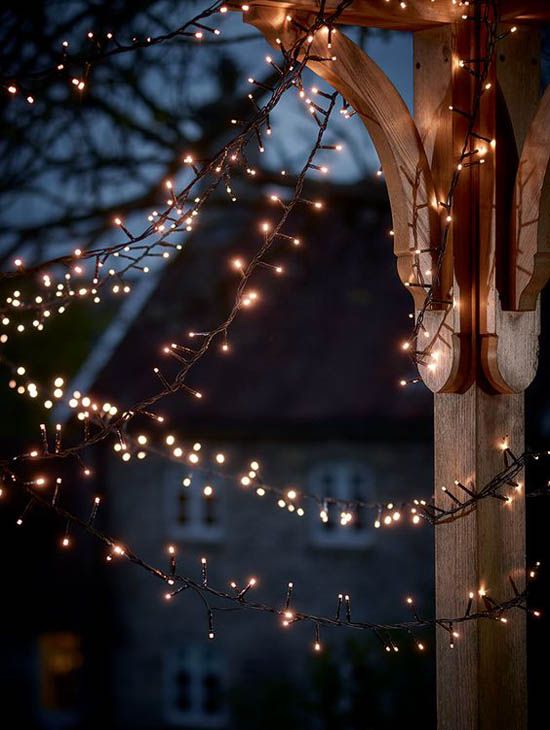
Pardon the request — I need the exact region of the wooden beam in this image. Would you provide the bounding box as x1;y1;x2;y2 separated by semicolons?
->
239;0;462;31
235;1;550;31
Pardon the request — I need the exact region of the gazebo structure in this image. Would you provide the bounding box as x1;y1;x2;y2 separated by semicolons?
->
234;1;550;728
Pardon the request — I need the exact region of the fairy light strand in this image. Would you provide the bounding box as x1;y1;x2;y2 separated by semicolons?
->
1;4;352;480
401;0;501;376
113;428;549;529
0;0;545;662
2;2;229;101
2;468;540;653
2;350;547;532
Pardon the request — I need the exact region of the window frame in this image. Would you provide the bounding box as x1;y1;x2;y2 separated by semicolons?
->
164;467;224;543
308;460;376;548
163;644;227;728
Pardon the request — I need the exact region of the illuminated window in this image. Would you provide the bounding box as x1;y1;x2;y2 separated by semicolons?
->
164;645;226;727
38;632;83;712
164;468;223;542
309;461;375;547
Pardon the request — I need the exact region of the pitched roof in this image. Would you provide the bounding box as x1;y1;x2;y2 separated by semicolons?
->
93;180;432;439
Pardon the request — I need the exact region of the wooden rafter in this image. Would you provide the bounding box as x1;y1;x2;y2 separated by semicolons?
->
234;0;550;31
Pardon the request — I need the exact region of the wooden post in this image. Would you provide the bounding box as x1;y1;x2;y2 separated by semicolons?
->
414;23;541;727
243;2;550;727
434;390;526;728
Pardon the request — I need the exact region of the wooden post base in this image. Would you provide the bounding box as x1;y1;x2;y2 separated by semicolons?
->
435;387;526;729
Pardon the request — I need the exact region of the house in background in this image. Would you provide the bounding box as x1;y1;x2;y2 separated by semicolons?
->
87;179;435;729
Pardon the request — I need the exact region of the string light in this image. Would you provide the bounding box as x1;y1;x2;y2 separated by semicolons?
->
0;0;346;391
4;465;538;654
0;0;546;669
4;389;545;533
400;0;502;381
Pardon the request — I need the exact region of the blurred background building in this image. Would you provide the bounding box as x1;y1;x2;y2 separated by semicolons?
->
91;183;434;729
0;3;549;729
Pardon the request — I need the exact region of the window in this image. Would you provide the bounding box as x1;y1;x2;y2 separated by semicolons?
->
164;645;226;727
308;461;375;547
164;468;223;542
38;632;83;719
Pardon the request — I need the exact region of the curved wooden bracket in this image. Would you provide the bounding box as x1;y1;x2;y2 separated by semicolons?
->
246;10;547;395
247;7;440;311
511;84;550;312
481;31;547;393
245;7;458;391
